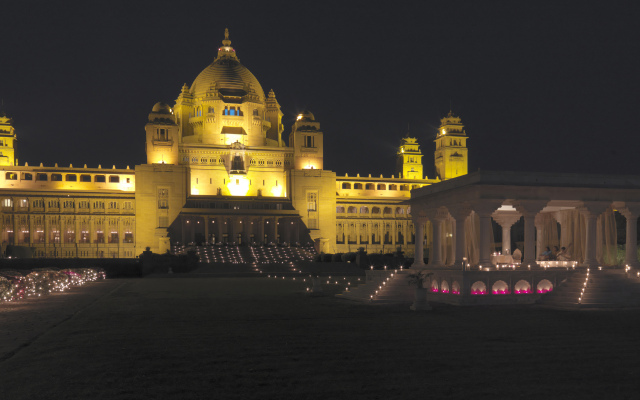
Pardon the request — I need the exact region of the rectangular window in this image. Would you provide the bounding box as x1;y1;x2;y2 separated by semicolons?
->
304;135;314;148
158;188;169;209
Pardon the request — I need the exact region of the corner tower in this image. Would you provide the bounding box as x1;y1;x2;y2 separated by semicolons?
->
290;111;324;170
0;112;16;166
396;135;423;179
145;102;179;164
434;111;468;180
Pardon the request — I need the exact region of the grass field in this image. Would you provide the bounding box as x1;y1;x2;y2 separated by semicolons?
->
1;277;639;399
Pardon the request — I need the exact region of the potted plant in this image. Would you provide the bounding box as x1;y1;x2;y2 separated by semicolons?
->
408;270;433;311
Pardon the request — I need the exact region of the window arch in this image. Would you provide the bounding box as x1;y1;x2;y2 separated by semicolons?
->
377;183;386;190
471;281;487;295
341;182;351;189
347;206;357;213
365;183;375;190
336;206;345;213
372;207;381;214
360;206;369;214
395;207;404;215
389;184;397;190
353;183;363;190
383;207;392;215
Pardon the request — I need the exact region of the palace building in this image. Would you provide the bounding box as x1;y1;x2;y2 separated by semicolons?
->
0;30;469;259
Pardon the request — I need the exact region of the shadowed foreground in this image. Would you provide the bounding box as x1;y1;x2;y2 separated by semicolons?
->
1;278;639;399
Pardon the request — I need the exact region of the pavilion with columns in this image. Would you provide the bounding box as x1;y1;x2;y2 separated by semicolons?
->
405;170;640;304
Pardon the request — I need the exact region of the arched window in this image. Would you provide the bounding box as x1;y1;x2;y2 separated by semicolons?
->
341;182;351;189
5;172;17;180
336;206;345;213
492;280;510;295
400;185;410;191
65;174;77;182
347;206;357;213
354;183;363;190
471;281;487;295
395;207;404;215
365;183;375;190
372;207;381;214
360;206;369;214
383;207;392;215
377;183;386;190
389;184;397;190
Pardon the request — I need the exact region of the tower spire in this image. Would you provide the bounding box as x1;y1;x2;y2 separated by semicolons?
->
216;28;238;61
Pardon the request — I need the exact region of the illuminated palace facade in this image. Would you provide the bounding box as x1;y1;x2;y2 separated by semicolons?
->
0;31;468;258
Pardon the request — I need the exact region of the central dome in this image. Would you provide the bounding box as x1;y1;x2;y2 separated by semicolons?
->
190;30;265;100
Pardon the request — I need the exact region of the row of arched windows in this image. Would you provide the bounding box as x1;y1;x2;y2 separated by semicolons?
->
5;172;125;184
340;182;420;191
428;279;554;295
336;206;408;215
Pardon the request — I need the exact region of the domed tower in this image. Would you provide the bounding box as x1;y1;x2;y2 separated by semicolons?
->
0;111;17;166
145;102;179;164
174;29;275;147
434;110;468;180
396;135;423;179
290;111;324;170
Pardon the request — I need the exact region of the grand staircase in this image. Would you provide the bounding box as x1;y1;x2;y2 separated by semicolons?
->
172;244;316;264
538;268;640;309
338;269;415;304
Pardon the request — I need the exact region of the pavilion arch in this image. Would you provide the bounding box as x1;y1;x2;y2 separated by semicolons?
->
491;280;510;295
347;206;357;213
360;206;369;214
372;207;381;214
342;182;351;189
440;280;450;293
536;279;554;293
451;281;461;294
514;280;532;294
430;279;439;293
471;281;487;295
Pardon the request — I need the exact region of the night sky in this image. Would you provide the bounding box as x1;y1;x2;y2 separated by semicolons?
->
2;2;639;178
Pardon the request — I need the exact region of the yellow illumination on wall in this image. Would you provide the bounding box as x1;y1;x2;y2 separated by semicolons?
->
270;184;283;197
227;175;250;196
224;134;245;145
441;129;446;135
191;187;200;195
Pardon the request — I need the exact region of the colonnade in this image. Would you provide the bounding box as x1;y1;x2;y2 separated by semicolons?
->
411;200;640;269
179;215;302;245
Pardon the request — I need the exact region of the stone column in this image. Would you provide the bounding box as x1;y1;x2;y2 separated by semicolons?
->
216;217;224;243
257;218;264;244
514;200;548;266
492;211;521;256
621;205;640;268
425;208;448;268
535;214;544;260
448;206;471;269
28;215;34;245
411;216;427;268
580;202;610;268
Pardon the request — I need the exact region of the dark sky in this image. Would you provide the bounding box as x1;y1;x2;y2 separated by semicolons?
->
2;1;639;178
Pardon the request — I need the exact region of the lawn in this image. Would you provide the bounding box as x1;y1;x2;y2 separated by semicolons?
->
1;277;639;399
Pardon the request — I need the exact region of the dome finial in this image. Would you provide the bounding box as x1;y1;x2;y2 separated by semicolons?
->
222;28;231;47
